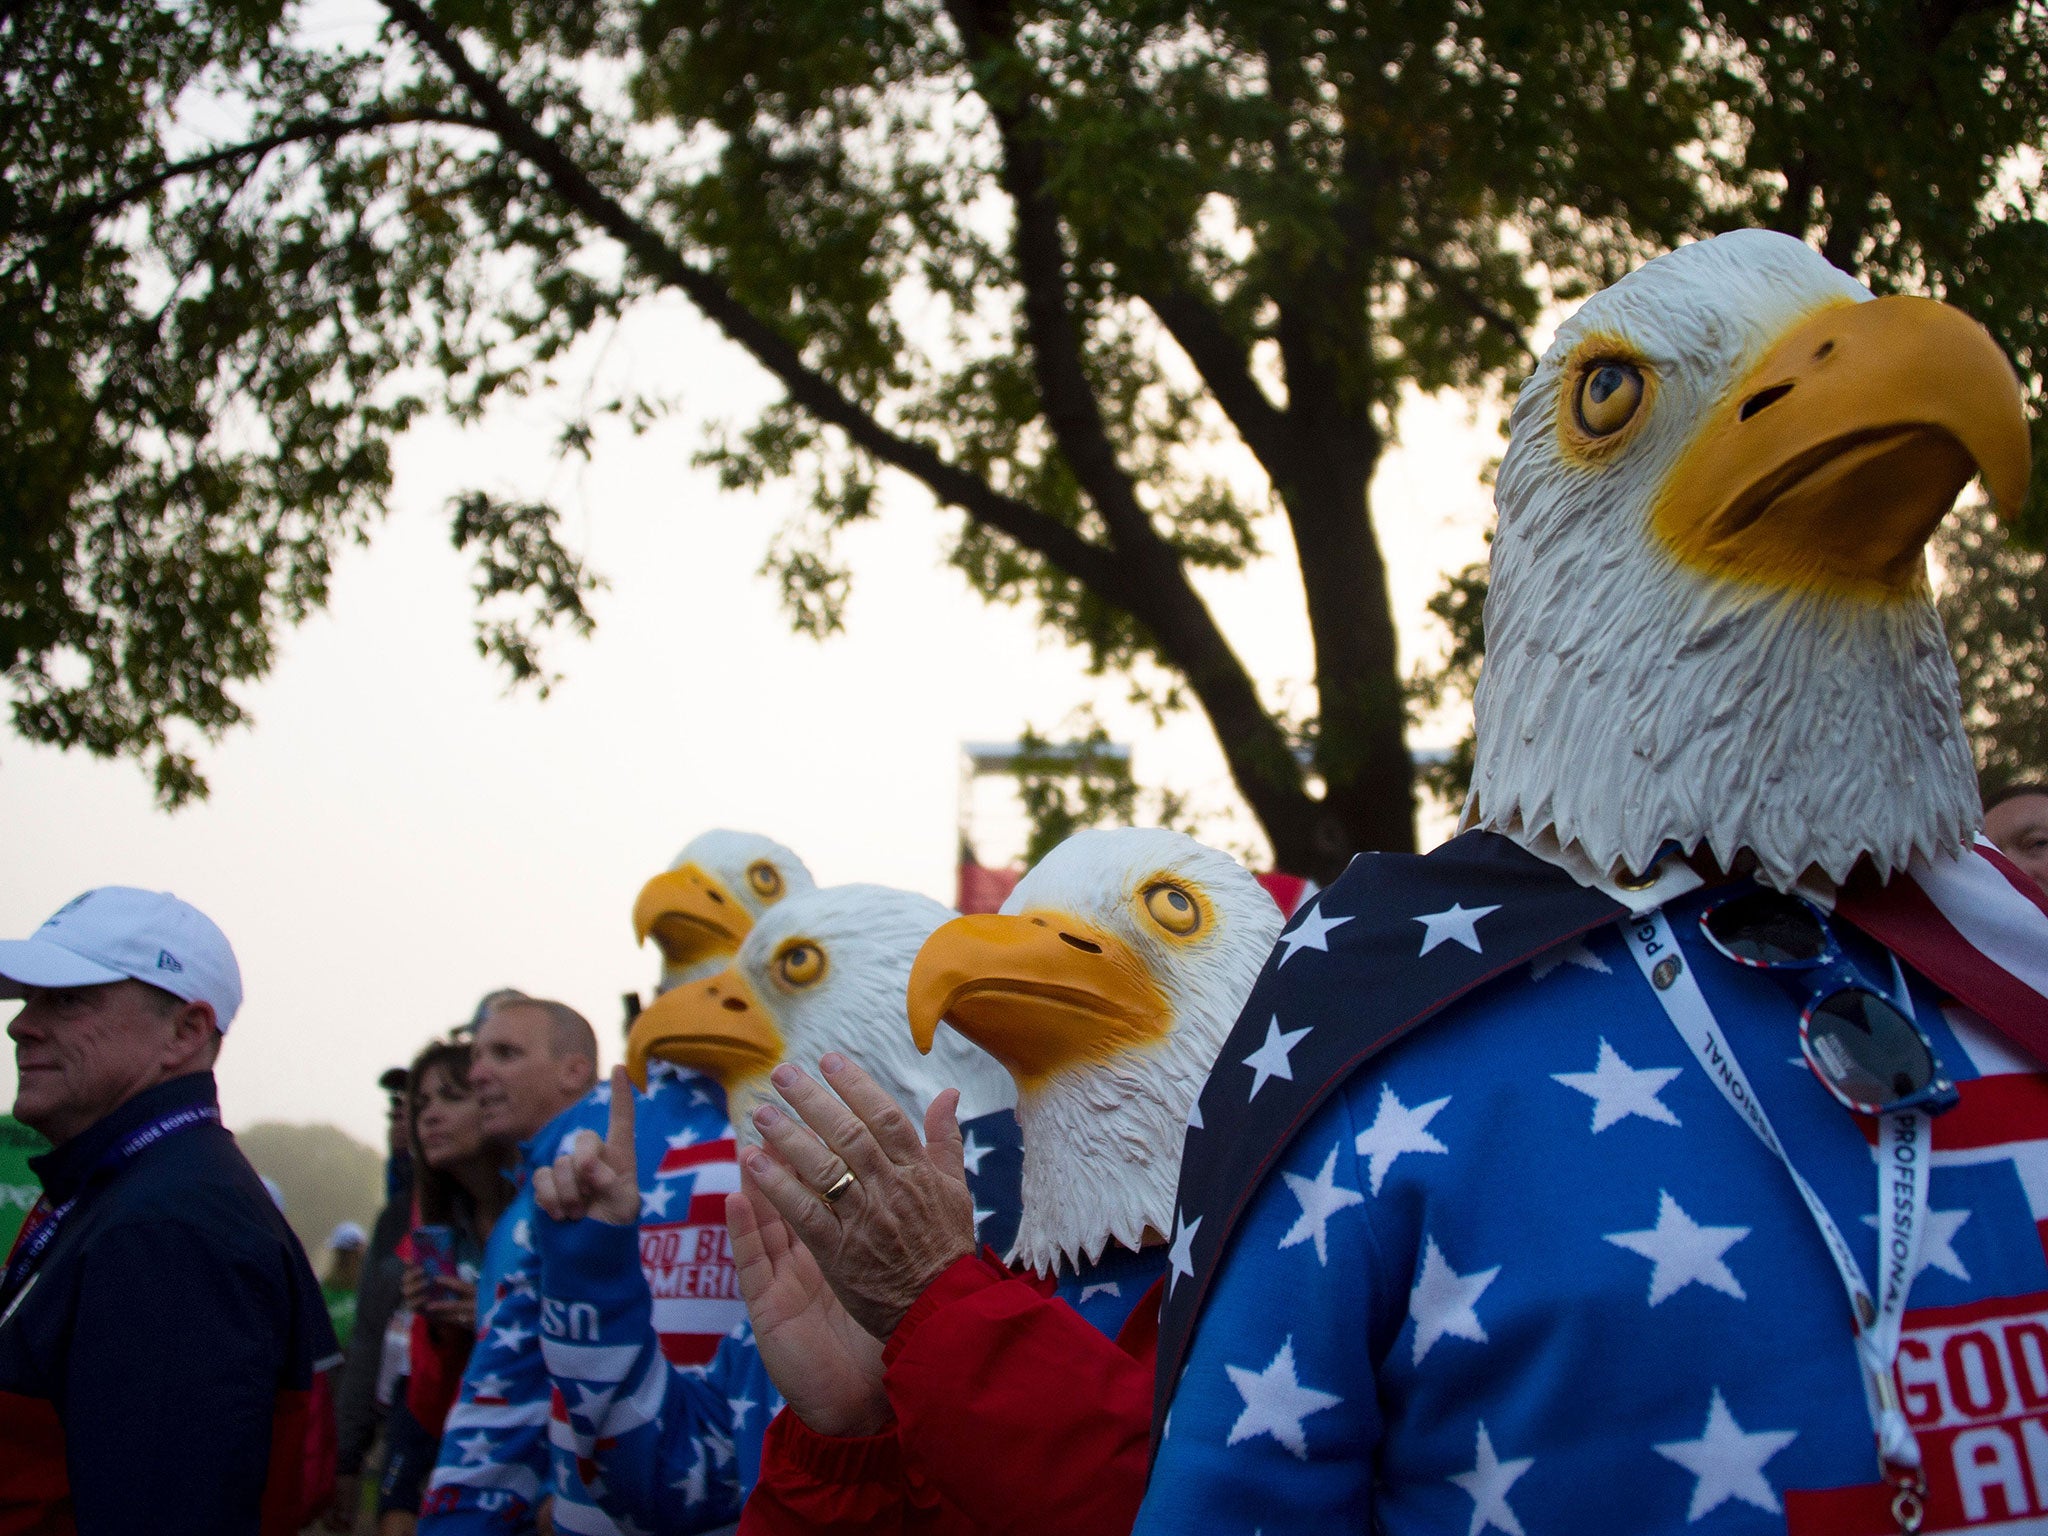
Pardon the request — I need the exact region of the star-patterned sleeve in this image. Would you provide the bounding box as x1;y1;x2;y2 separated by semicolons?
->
536;1213;781;1535
418;1180;554;1532
1136;1087;1388;1535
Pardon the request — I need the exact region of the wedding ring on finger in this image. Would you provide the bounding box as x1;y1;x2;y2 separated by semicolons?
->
820;1166;859;1205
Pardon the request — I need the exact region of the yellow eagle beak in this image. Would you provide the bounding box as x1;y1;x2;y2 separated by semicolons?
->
906;912;1168;1089
623;966;784;1092
632;864;751;972
1650;294;2030;601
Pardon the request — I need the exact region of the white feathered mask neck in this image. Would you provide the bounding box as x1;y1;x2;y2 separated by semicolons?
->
907;828;1281;1276
630;829;816;994
624;883;1015;1145
1469;230;2029;891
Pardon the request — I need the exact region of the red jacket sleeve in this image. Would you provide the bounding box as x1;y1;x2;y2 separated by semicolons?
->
741;1255;1157;1536
882;1255;1156;1536
740;1406;943;1535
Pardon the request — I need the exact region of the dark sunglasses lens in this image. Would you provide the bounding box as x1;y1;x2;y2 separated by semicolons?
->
1705;891;1830;965
1804;990;1935;1107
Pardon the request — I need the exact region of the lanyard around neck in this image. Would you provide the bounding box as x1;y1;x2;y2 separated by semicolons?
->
0;1103;221;1328
1620;910;1930;1523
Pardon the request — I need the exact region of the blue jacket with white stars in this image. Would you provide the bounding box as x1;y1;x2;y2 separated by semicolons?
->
529;1108;1025;1535
535;1208;778;1534
1138;842;2048;1536
419;1067;741;1536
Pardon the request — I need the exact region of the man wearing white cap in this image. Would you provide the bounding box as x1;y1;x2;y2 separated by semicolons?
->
0;887;337;1536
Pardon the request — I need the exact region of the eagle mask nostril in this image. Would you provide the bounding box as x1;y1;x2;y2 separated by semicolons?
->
721;997;748;1013
1058;933;1103;954
1739;382;1795;421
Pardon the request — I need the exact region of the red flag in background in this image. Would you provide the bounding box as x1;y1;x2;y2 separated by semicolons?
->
1255;871;1312;920
957;860;1023;915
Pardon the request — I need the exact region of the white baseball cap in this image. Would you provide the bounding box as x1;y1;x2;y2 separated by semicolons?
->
328;1220;368;1251
0;887;243;1031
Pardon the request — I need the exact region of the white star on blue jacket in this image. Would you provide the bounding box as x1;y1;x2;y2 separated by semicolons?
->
1352;1085;1449;1194
1243;1017;1313;1100
1224;1338;1342;1458
1278;1144;1364;1265
1412;902;1500;956
1604;1192;1748;1306
1654;1390;1797;1519
1551;1039;1682;1132
1277;901;1353;966
1450;1423;1533;1536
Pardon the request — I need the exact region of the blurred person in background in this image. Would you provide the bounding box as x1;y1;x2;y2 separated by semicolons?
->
331;1068;417;1532
323;1222;369;1350
333;989;526;1533
0;887;336;1534
461;990;529;1040
380;1066;414;1204
0;1114;46;1253
1984;779;2048;893
377;1037;514;1536
419;999;598;1536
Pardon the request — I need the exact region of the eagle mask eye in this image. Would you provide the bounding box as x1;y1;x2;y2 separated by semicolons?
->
1141;882;1204;938
1574;360;1645;437
746;861;785;901
772;940;826;990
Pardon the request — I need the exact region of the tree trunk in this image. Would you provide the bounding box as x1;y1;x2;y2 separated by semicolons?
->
1307;476;1417;868
1261;427;1416;881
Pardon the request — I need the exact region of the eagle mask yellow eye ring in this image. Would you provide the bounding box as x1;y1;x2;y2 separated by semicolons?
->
1557;343;1654;460
747;861;785;901
1141;882;1205;938
772;940;825;989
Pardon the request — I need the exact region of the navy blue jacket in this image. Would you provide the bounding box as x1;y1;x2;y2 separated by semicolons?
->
0;1072;337;1535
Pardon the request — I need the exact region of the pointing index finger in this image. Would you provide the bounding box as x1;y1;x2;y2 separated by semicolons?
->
607;1065;635;1164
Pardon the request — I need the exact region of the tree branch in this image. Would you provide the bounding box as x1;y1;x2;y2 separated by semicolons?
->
1388;243;1535;362
940;0;1162;557
1261;39;1379;436
942;0;1314;840
386;0;1316;853
1766;152;1817;238
1135;277;1298;477
375;0;1122;596
14;108;490;239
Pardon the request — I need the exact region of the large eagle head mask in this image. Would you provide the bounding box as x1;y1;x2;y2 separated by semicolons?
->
1469;229;2030;892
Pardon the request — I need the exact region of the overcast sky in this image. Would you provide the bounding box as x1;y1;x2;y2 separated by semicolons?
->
2;292;1500;1149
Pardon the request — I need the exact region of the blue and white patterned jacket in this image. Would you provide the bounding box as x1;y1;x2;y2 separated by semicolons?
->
532;1107;1026;1533
419;1068;740;1534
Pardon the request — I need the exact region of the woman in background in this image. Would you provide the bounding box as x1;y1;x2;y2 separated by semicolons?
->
376;1038;514;1536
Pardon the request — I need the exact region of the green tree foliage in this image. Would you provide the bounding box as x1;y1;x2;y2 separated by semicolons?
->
1412;7;2048;807
1008;724;1141;868
5;1;2046;875
1939;497;2048;790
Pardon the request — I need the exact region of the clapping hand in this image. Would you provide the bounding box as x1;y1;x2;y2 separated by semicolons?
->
741;1054;976;1341
728;1166;890;1437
